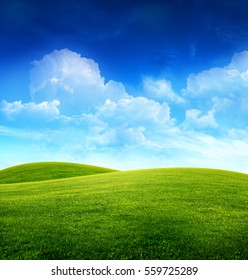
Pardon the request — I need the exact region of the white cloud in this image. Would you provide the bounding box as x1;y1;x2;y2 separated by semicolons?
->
182;51;248;130
143;77;185;103
30;49;128;115
183;109;218;130
82;96;175;147
184;51;248;102
96;97;174;126
228;51;248;72
1;120;248;173
211;96;233;111
0;100;23;120
0;100;60;121
1;49;248;173
184;67;240;97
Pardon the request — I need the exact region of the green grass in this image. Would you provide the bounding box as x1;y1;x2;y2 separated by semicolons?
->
0;166;247;260
0;162;117;184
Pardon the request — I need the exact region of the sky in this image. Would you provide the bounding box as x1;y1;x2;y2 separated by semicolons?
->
0;0;248;172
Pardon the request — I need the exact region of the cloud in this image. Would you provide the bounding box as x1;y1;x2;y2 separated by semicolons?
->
96;97;174;126
143;77;185;103
82;96;175;148
228;51;248;72
183;109;218;130
30;49;128;115
182;51;248;130
27;49;177;147
27;49;248;133
1;49;248;173
184;51;248;99
0;100;60;127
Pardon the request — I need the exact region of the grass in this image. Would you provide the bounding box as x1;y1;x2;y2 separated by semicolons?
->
0;162;117;184
0;165;248;260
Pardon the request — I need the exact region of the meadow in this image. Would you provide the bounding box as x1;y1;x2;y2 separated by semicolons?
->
0;162;117;184
0;162;247;260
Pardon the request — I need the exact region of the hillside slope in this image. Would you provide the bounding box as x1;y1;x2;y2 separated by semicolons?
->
0;167;247;260
0;162;117;184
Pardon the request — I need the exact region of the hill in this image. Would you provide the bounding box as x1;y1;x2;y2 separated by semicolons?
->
0;162;117;184
0;167;247;260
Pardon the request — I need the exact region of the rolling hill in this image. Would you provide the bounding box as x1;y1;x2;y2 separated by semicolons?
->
0;162;117;184
0;164;247;260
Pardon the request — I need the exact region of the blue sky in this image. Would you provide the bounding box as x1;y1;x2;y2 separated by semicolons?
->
0;0;248;172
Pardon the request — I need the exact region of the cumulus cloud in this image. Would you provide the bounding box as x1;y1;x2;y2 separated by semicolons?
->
183;52;248;113
228;51;248;72
184;51;248;99
182;51;248;130
27;48;248;134
1;48;248;173
183;109;218;130
143;77;185;103
96;97;174;126
26;48;178;146
81;96;175;148
30;49;128;115
0;100;60;127
183;52;248;99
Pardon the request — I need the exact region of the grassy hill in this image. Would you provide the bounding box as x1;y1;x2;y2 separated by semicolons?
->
0;162;117;184
0;166;247;260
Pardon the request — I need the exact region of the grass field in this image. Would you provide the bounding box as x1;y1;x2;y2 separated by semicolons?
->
0;162;117;184
0;163;248;260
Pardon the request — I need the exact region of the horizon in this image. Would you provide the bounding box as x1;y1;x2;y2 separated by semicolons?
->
0;160;248;175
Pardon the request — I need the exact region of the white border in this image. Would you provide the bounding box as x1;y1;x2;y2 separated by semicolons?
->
1;260;247;280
